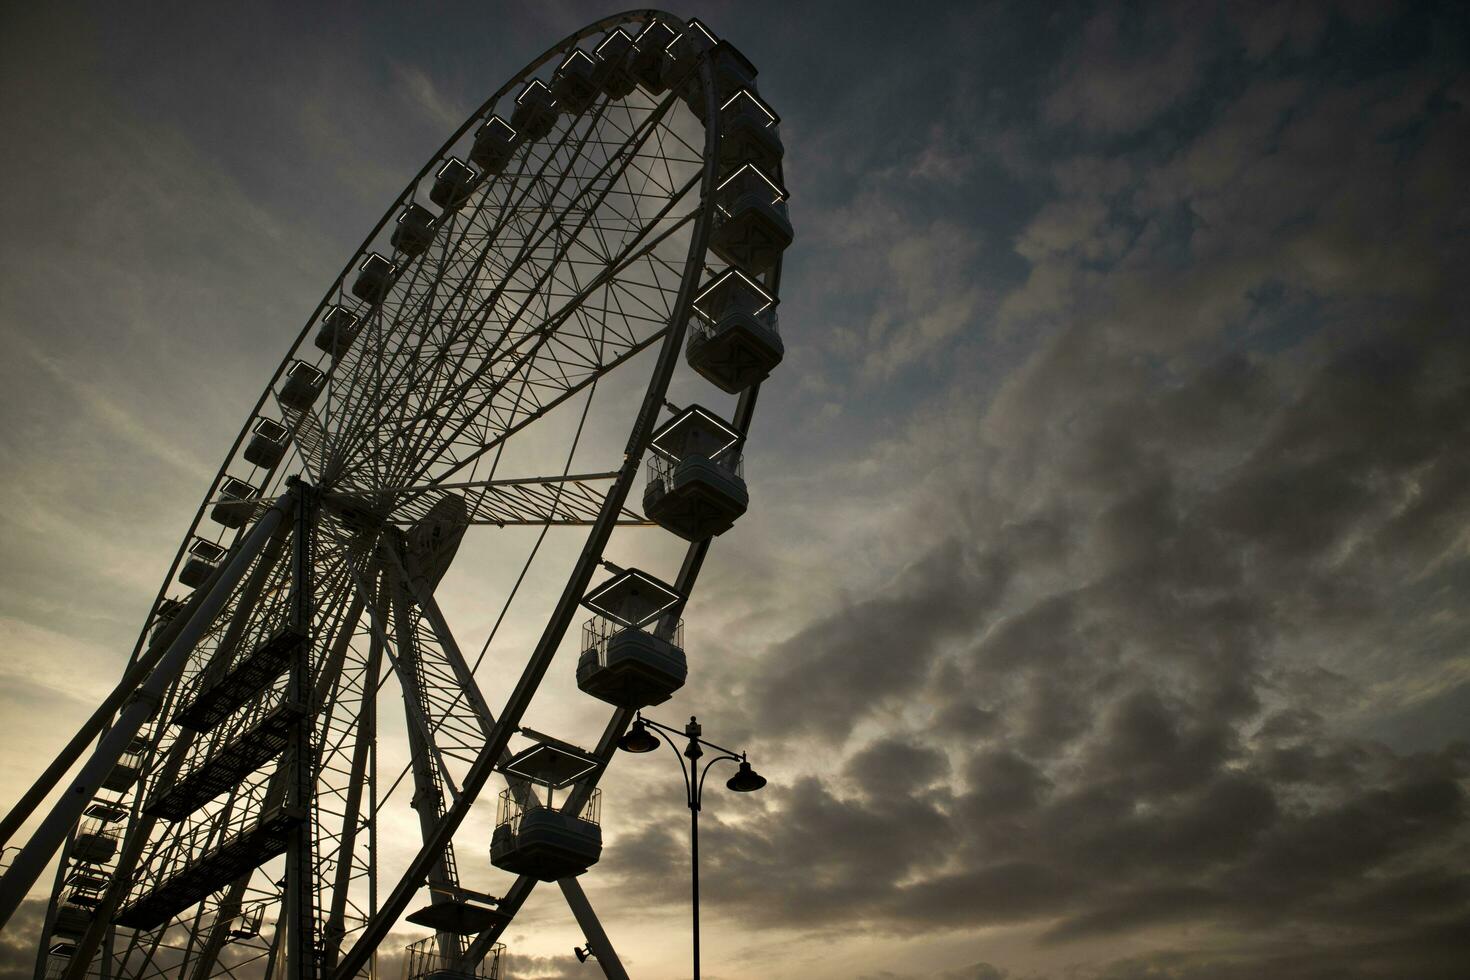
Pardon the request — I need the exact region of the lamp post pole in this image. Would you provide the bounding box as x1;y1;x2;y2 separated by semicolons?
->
690;786;701;977
618;714;766;980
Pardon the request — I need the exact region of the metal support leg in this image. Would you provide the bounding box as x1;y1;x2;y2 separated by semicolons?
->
559;878;631;980
0;492;293;930
346;559;463;799
62;516;296;980
286;480;317;980
390;542;498;736
323;612;381;972
386;561;463;962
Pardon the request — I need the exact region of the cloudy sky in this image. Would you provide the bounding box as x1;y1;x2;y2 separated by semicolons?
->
3;1;1469;978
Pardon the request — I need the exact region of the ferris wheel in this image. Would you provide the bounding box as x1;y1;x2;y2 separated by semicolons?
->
0;10;792;979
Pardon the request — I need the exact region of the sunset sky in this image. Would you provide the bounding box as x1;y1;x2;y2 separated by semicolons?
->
2;2;1469;979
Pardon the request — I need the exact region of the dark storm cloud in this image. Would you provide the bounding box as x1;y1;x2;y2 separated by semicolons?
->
844;736;951;797
746;541;1011;741
601;2;1470;976
0;898;47;980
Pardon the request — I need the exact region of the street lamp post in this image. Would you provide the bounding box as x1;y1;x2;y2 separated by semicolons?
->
618;714;765;980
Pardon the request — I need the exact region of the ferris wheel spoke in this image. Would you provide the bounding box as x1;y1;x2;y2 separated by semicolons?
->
327;471;647;528
323;84;672;477
325;85;690;484
332;107;693;490
380;196;700;491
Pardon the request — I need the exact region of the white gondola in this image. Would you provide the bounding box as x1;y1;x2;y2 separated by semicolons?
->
244;416;290;469
708;43;759;107
210;476;258;530
710;163;793;274
178;559;213;588
490;737;603;881
390;203;437;257
278;361;325;412
50;905;92;938
719;88;784;175
149;596;185;639
643;406;749;540
593;29;639;99
312;305;361;360
70;819;119;865
469;117;518;175
660;19;719;111
429;157;478;211
99;737;145;793
577;565;688;707
44;950;77;980
686;269;784;393
180;538;227;589
686;42;760;123
552;49;599;114
402;936;504;980
510;80;558;142
351;252;396;304
629;20;678;94
578;616;686;709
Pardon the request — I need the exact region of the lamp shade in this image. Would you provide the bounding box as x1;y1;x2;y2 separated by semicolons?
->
617;720;659;754
725;760;766;793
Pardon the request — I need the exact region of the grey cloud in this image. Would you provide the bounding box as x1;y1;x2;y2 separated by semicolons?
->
597;9;1470;973
746;541;1012;742
500;951;599;980
0;898;46;980
844;737;951;798
1043;2;1217;135
936;965;1007;980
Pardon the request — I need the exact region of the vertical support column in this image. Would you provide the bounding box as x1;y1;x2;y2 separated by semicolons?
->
386;560;462;963
286;478;316;980
322;613;381;972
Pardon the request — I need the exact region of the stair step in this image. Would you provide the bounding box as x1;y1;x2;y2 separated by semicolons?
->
144;702;305;821
114;805;305;930
173;626;308;732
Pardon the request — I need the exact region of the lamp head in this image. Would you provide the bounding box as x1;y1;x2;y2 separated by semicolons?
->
617;719;659;754
725;759;766;793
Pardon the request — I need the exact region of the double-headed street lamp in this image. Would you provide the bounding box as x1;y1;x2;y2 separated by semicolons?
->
618;714;766;979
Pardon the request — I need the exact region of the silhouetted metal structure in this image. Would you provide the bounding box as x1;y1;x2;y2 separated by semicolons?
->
0;11;790;980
